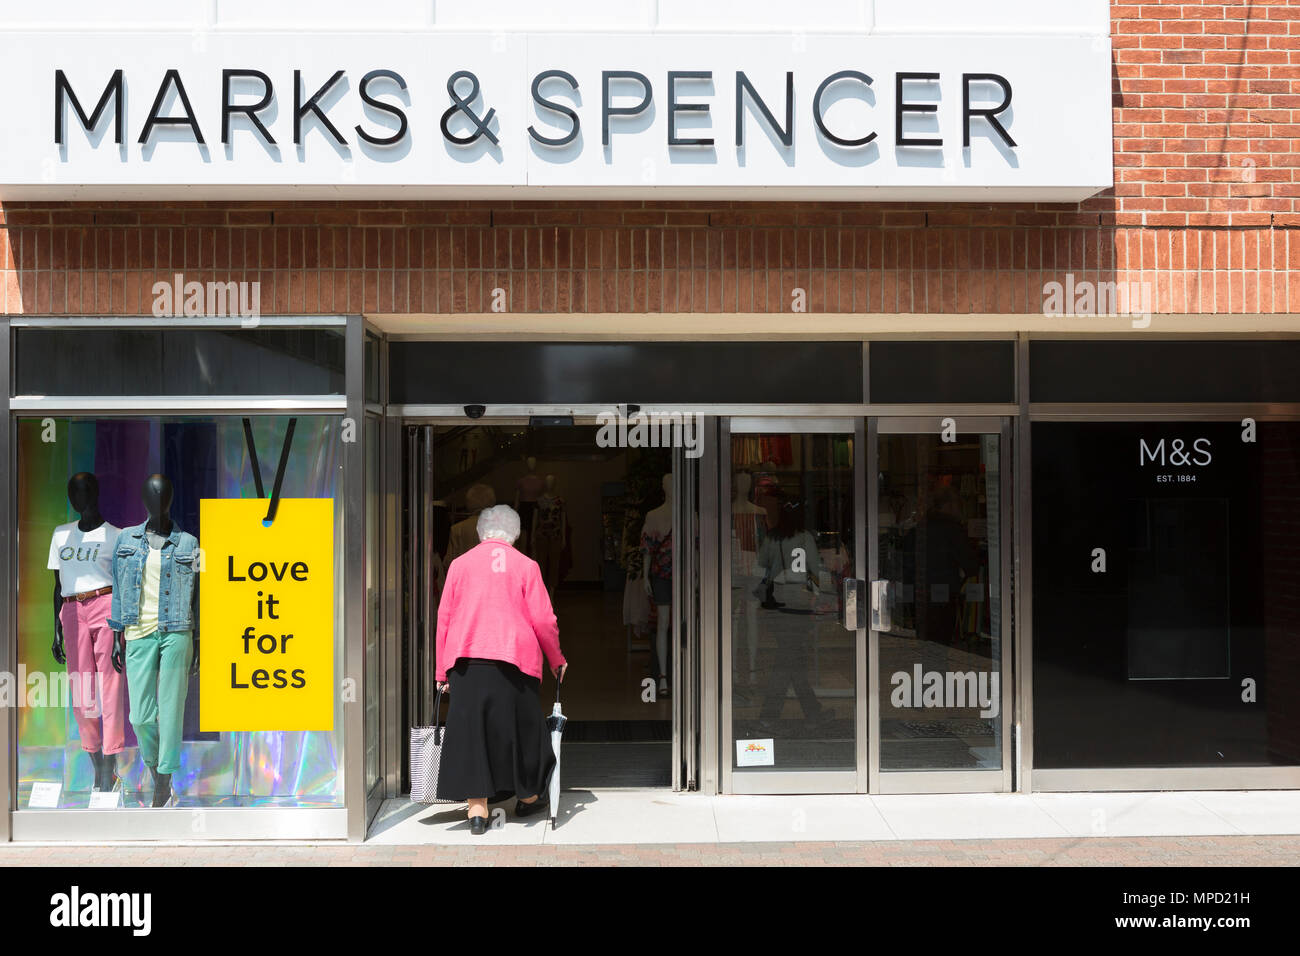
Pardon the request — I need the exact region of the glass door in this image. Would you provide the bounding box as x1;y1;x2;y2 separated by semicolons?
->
869;418;1011;793
723;419;864;793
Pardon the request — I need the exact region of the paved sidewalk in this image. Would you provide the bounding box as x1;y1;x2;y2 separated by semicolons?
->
4;790;1298;865
364;789;1300;845
2;835;1298;866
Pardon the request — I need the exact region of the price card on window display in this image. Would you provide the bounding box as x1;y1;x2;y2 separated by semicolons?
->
28;781;62;808
88;790;121;809
199;498;335;732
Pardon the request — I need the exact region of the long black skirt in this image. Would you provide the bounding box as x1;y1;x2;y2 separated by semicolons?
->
435;657;555;803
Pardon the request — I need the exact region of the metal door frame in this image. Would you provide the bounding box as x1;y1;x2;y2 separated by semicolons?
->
671;443;701;790
869;416;1013;794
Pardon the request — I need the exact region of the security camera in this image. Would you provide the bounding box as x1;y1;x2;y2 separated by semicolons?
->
464;404;486;419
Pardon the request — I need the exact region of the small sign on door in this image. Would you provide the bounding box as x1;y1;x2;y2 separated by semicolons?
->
736;738;775;767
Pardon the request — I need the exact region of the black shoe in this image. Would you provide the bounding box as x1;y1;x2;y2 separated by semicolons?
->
95;754;119;793
469;815;489;835
98;768;120;794
87;750;103;790
515;794;549;817
151;773;174;809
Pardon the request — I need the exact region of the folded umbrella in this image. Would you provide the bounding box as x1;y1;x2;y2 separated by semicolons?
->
545;673;567;828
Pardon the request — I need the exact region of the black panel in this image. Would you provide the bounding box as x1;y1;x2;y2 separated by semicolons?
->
388;342;863;405
1031;421;1300;769
14;328;345;396
1030;340;1300;404
869;341;1015;404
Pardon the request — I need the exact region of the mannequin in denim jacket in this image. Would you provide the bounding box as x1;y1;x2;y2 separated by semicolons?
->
109;474;200;808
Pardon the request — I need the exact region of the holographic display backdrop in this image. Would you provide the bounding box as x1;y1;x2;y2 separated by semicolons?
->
17;416;344;808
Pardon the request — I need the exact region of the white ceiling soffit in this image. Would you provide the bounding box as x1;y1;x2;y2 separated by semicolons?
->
0;0;1111;35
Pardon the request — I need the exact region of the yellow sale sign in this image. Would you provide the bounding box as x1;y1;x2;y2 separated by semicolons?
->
199;498;335;732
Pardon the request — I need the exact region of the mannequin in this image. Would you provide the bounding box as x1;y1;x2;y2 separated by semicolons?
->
621;502;652;649
641;474;673;697
446;483;495;564
731;472;765;685
108;475;200;809
514;456;544;554
531;475;566;597
755;466;782;531
48;472;124;793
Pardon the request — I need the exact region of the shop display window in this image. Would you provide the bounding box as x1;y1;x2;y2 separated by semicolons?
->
14;415;344;809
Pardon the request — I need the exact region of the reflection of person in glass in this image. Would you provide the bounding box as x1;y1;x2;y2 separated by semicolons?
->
757;501;828;726
108;475;200;809
904;485;976;645
731;472;766;684
49;472;125;794
751;475;785;608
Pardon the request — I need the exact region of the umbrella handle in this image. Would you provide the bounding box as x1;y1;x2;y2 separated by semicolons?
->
432;684;445;744
555;664;565;704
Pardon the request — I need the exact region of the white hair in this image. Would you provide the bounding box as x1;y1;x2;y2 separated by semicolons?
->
476;504;521;544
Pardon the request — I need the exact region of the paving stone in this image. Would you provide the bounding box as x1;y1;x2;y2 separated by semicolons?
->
4;835;1299;866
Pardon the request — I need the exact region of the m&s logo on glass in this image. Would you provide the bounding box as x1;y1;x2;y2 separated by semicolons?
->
1138;437;1212;468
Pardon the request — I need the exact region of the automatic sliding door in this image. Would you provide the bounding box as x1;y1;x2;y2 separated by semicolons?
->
725;419;861;793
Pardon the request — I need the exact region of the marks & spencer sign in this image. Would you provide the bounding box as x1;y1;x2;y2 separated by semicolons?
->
0;32;1111;200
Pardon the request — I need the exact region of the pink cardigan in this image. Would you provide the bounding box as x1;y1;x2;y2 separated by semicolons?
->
435;539;565;683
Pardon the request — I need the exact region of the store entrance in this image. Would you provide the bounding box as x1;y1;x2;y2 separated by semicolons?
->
401;419;687;792
722;417;1011;794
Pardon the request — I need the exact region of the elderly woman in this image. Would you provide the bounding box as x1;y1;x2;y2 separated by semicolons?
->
434;504;568;835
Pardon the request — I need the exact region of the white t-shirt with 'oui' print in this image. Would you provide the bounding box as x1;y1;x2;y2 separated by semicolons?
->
47;521;120;596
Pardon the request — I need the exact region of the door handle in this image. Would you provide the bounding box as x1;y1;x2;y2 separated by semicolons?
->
842;578;866;631
871;579;891;631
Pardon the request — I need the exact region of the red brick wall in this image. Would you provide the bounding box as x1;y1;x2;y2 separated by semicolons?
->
1;0;1297;316
1112;0;1300;228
